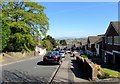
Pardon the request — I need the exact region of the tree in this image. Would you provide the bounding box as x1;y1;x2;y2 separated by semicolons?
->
60;40;67;46
42;40;53;51
2;20;11;51
43;35;58;48
2;2;49;52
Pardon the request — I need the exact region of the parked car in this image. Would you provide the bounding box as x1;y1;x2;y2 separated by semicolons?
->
79;50;84;55
43;51;62;64
66;50;71;53
72;50;84;57
73;50;79;54
72;50;80;57
59;51;65;58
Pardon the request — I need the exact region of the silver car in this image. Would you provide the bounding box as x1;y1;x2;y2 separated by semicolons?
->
59;51;65;58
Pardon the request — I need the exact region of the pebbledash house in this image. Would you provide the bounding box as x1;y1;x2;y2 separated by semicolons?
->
101;21;120;65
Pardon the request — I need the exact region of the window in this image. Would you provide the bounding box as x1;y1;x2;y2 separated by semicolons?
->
114;36;120;45
105;37;107;44
107;36;112;45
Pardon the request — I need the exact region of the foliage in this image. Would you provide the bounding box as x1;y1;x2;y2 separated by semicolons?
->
2;20;11;51
43;35;58;48
42;39;53;51
2;2;49;52
81;55;88;58
97;73;110;79
59;40;67;46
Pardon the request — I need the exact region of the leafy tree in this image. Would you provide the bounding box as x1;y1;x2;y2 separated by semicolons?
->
2;20;11;51
42;39;53;51
43;35;58;48
2;2;49;52
60;40;67;46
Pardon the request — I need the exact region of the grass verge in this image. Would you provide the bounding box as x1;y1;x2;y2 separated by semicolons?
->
102;68;120;78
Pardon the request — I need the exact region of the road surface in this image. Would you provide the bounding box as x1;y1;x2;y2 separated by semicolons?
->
2;56;59;83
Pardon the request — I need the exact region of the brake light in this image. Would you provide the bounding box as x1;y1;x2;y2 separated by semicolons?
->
43;56;47;58
54;56;58;59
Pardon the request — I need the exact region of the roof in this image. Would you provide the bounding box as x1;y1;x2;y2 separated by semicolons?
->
111;21;120;35
80;39;87;46
105;21;120;36
88;36;103;44
37;45;45;49
75;43;81;47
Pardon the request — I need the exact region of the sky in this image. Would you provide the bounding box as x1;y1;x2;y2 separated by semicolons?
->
40;2;118;39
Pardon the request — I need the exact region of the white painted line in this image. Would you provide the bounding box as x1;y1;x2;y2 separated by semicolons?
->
0;56;42;67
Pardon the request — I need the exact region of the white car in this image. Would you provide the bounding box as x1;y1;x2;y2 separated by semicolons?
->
59;51;65;58
73;51;79;54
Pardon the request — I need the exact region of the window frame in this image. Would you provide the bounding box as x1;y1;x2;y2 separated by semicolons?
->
114;36;120;45
107;36;112;45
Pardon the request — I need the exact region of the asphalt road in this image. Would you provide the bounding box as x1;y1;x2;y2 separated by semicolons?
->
2;56;59;83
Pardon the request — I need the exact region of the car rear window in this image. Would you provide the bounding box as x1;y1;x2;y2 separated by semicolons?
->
45;51;59;56
60;52;64;53
45;52;52;55
52;51;59;55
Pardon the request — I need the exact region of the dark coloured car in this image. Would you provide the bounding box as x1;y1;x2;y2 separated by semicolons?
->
43;51;62;65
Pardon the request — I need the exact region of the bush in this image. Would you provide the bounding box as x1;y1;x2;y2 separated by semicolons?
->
97;73;110;79
81;55;88;58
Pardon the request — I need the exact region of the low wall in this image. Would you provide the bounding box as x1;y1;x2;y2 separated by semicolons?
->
4;52;35;57
76;56;98;81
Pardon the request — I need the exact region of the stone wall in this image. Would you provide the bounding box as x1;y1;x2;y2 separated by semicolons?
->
4;52;35;57
76;56;98;81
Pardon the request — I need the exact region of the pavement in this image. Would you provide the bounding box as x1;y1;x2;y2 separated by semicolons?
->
52;54;89;83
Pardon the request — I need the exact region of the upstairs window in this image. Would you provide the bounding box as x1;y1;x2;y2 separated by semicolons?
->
107;36;112;45
114;36;120;45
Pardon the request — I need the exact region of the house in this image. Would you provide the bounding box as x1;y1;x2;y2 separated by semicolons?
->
35;45;46;56
101;21;120;65
74;42;81;50
86;36;103;56
80;38;87;52
95;35;105;57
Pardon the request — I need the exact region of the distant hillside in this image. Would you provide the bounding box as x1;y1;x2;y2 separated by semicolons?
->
56;38;87;45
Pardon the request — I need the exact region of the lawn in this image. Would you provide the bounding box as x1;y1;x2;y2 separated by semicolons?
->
103;68;120;78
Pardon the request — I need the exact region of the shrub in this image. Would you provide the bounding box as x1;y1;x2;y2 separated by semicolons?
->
81;55;88;58
97;73;110;79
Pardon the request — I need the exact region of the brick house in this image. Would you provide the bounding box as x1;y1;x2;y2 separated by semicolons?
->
80;39;87;52
95;35;104;57
101;21;120;65
86;36;103;56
